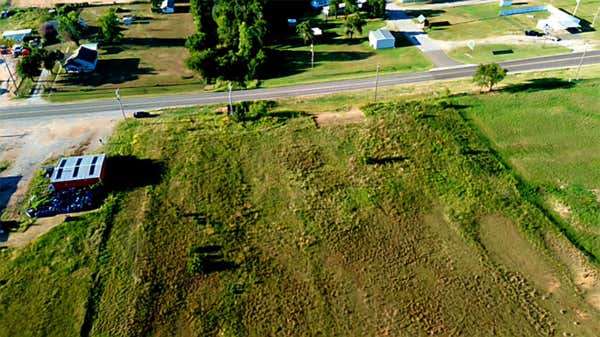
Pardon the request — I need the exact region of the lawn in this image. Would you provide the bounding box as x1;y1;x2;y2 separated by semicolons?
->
447;42;571;64
2;85;600;335
455;77;600;262
415;2;550;41
49;3;201;101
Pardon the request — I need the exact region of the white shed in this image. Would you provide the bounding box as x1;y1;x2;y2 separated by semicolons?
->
2;29;32;43
369;29;395;50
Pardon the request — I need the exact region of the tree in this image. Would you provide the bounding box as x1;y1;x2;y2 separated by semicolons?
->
57;11;82;45
344;0;359;14
41;50;64;73
344;13;366;39
330;0;340;18
186;0;268;82
367;0;386;18
296;21;313;44
473;63;507;91
16;54;42;80
99;8;123;44
39;22;59;44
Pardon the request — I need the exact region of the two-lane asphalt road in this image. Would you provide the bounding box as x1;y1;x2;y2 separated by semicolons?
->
1;50;599;121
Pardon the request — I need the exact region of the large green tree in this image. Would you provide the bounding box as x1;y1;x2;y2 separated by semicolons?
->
296;21;314;44
344;0;358;14
57;11;82;45
344;13;366;39
330;0;340;18
16;53;42;80
99;8;123;44
473;63;507;91
187;0;267;82
367;0;386;18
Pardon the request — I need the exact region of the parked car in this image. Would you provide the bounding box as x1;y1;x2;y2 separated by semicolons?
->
11;45;23;56
0;45;7;54
133;111;151;118
524;30;543;37
1;10;9;19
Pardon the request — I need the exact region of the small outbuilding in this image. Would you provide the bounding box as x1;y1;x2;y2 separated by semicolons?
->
50;154;106;190
64;43;98;73
369;29;395;50
1;29;32;43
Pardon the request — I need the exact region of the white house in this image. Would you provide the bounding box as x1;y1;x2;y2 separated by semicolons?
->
2;29;32;43
64;43;98;73
369;29;395;50
161;0;175;14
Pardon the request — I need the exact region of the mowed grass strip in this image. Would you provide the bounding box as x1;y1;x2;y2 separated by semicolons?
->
2;94;600;336
447;43;571;64
419;3;549;41
455;77;600;261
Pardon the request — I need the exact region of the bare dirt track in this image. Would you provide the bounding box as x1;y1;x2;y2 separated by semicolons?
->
7;0;136;8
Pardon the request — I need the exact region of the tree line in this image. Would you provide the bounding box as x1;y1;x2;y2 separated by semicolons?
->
186;0;387;83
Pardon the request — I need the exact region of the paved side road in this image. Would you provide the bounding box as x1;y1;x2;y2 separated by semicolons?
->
1;51;599;121
386;1;462;68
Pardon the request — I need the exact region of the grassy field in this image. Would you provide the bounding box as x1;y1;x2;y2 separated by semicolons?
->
48;3;200;100
447;42;571;64
417;3;549;41
455;77;600;262
2;84;600;335
263;18;432;87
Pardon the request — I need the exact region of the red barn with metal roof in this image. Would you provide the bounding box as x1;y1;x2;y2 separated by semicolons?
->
50;154;106;190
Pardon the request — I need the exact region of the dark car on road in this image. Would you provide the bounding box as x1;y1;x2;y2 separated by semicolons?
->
133;111;151;118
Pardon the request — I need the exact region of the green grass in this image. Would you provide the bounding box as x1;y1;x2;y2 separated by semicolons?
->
263;18;432;87
49;3;200;101
0;160;9;173
0;7;52;34
447;43;571;64
419;3;550;41
48;10;432;102
454;77;600;261
2;88;600;335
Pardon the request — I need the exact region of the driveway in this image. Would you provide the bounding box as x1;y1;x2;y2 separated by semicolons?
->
386;2;463;68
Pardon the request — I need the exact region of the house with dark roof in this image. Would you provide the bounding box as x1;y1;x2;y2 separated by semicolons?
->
161;0;175;13
64;43;98;73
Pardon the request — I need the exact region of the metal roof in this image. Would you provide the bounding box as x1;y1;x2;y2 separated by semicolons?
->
51;154;106;184
370;29;395;41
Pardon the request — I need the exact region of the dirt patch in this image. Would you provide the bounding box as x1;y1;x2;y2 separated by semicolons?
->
479;215;561;294
551;197;572;220
0;112;118;248
314;107;365;127
545;232;600;310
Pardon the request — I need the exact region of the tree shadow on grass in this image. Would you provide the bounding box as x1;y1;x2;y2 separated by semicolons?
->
501;78;575;93
58;58;156;86
103;156;165;192
189;244;236;274
263;49;373;79
403;9;446;19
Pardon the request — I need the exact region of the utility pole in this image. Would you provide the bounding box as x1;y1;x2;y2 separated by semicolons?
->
228;82;234;116
592;6;600;27
1;53;17;94
575;42;588;80
574;0;581;16
310;42;315;68
115;88;128;123
374;62;381;103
